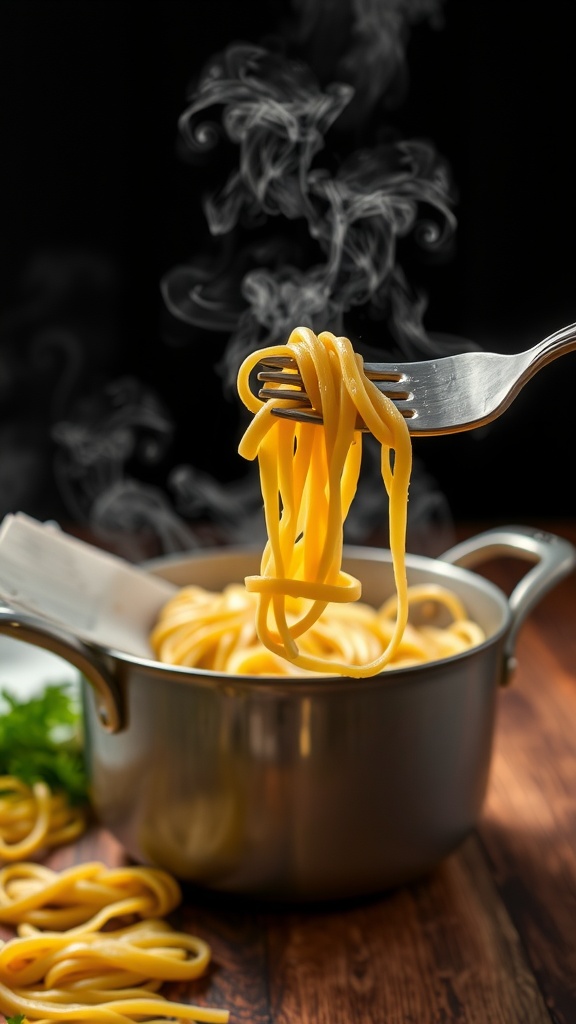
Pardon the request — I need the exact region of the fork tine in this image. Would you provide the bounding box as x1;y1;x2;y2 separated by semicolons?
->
258;358;407;384
258;380;412;402
256;354;414;429
258;387;311;405
259;387;412;406
271;403;415;430
272;406;359;428
257;369;304;387
258;366;411;398
258;356;298;368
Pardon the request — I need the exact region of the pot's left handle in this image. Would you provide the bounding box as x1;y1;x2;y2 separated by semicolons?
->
439;524;576;682
0;604;124;732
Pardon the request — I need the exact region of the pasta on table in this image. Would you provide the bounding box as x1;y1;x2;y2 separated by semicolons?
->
0;777;87;863
0;860;228;1023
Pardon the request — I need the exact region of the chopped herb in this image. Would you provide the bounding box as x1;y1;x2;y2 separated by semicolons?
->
6;1015;27;1023
0;683;88;804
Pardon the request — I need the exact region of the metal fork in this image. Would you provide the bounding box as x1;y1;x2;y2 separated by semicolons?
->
256;322;576;436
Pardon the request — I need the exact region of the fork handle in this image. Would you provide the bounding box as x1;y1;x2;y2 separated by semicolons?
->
361;321;576;378
523;321;576;370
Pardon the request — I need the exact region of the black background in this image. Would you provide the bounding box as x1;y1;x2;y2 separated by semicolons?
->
0;0;575;541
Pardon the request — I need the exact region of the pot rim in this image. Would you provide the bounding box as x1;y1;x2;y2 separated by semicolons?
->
82;542;511;691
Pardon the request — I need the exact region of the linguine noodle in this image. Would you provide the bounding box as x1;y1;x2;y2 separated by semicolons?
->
150;579;485;675
0;860;228;1022
0;776;87;862
150;327;485;676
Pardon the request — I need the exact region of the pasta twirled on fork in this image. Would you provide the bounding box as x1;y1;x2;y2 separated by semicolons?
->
151;328;485;676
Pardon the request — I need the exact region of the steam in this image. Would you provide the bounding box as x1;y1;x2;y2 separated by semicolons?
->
162;5;460;395
168;463;268;545
52;376;197;559
23;0;461;555
292;0;445;118
155;0;461;550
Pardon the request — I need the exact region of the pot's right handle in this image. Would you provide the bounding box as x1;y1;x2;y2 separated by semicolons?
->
438;524;576;682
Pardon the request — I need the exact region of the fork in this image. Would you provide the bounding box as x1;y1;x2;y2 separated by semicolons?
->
256;322;576;436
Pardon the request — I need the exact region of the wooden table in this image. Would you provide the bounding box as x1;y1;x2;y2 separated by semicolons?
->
2;520;576;1023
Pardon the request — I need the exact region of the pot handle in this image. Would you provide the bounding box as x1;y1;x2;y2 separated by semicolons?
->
0;604;124;733
439;524;576;682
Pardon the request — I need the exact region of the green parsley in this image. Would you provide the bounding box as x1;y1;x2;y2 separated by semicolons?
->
6;1015;27;1023
0;683;88;804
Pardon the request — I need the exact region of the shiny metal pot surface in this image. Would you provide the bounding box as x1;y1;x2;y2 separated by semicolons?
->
1;525;574;901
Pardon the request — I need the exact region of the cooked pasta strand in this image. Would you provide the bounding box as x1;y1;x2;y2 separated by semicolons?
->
0;777;87;862
235;328;412;676
151;328;485;676
0;860;229;1022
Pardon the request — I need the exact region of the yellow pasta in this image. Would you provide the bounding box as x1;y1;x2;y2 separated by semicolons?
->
0;776;87;862
0;860;229;1023
236;326;412;676
151;327;485;676
151;578;485;675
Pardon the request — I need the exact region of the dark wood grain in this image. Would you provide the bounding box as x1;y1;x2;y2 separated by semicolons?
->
479;581;576;1024
2;520;576;1023
264;837;550;1024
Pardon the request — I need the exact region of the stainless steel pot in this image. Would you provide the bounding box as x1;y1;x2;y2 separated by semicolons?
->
1;525;574;901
